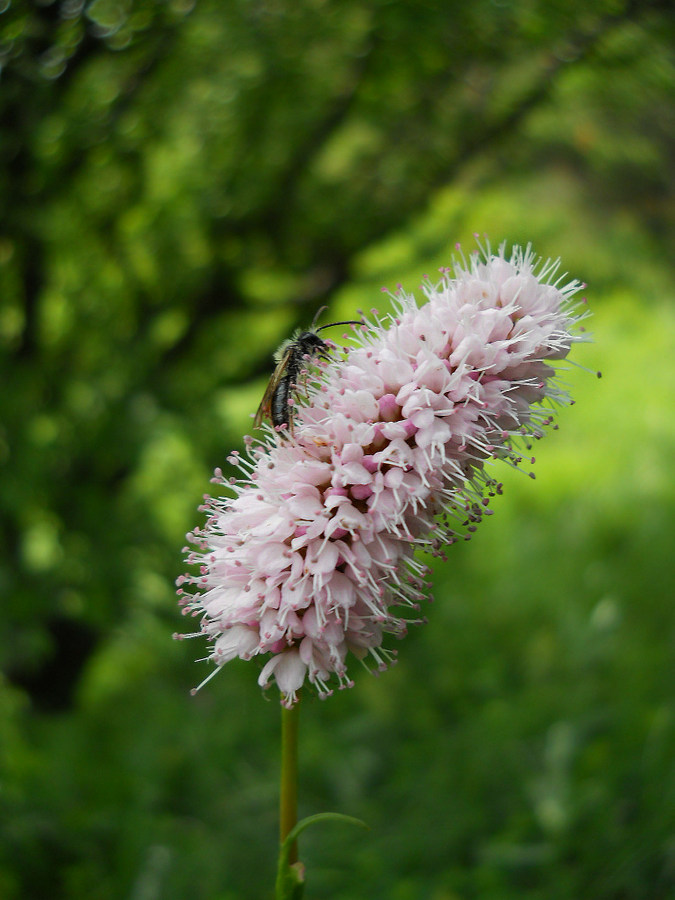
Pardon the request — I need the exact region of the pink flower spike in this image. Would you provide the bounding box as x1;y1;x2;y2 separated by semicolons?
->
178;241;591;703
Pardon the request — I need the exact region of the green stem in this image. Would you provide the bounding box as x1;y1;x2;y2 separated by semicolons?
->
276;691;368;899
279;693;301;865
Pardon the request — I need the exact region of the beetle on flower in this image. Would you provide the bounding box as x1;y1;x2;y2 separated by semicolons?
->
175;241;591;706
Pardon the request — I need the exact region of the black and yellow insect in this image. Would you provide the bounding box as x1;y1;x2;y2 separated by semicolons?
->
254;314;360;431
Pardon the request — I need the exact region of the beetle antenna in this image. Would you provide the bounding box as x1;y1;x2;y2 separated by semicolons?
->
309;306;329;330
315;320;362;332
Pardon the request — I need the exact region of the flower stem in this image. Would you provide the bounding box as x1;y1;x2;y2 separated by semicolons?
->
279;693;301;865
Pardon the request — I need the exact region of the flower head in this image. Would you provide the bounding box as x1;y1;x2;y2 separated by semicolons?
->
176;241;590;705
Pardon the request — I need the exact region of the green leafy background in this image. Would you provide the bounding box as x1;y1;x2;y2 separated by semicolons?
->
1;1;673;898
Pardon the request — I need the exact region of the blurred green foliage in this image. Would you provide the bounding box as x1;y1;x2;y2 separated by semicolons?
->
0;1;673;898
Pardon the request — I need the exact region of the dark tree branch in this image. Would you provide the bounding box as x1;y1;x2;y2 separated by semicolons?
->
257;33;379;242
344;0;648;254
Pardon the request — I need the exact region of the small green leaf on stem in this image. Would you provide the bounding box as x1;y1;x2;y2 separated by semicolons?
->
275;812;369;900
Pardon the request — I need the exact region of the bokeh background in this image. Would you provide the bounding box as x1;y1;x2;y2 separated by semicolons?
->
1;1;674;898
